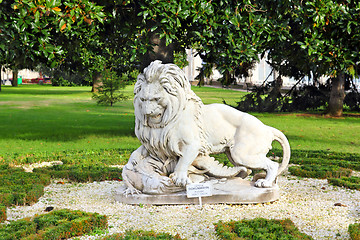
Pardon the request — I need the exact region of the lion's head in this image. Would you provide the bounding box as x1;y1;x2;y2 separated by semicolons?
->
134;60;198;129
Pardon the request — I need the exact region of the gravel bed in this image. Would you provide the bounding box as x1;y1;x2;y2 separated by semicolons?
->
6;174;360;240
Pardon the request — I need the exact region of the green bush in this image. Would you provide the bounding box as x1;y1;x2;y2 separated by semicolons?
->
100;230;183;240
349;223;360;240
271;149;360;171
214;218;313;240
34;165;122;182
288;165;352;179
1;149;133;166
0;218;37;240
328;176;360;190
0;205;6;223
0;165;50;207
0;209;107;240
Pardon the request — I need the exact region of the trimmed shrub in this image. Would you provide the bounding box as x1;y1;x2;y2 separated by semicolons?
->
0;218;37;240
0;165;50;207
271;149;360;171
0;205;6;223
349;223;360;240
34;165;122;182
100;230;183;240
214;218;313;240
288;165;352;179
0;209;107;240
328;176;360;190
1;149;133;166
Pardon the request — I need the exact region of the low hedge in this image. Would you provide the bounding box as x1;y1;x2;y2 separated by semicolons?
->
272;149;360;171
34;164;122;182
0;165;50;207
0;164;122;223
328;176;360;190
214;218;313;240
100;230;183;240
0;205;6;223
0;148;134;166
0;209;107;240
349;223;360;240
288;165;352;179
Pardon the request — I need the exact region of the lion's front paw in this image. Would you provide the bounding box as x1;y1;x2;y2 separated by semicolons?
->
169;171;191;187
123;187;142;196
254;179;273;188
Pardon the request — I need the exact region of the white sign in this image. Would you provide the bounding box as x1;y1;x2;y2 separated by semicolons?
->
186;183;213;198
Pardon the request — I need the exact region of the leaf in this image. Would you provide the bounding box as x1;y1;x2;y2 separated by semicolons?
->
60;22;67;31
347;65;355;76
52;7;61;12
34;10;40;23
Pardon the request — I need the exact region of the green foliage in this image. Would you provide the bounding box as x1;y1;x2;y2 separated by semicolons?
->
288;165;352;179
92;69;129;106
0;205;6;223
236;81;330;112
173;51;189;69
100;230;183;240
214;218;313;240
1;148;133;166
0;0;105;69
271;149;360;172
349;223;360;240
0;165;50;207
34;165;122;182
52;76;76;87
0;209;107;240
328;177;360;191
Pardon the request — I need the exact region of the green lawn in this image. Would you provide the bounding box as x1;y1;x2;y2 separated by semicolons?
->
0;84;359;165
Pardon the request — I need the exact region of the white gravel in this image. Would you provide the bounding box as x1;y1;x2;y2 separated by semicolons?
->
5;173;360;240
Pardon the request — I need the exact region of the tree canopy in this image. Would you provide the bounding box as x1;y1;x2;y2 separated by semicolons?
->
1;0;359;116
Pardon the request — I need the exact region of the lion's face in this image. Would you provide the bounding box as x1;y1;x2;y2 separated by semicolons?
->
134;81;180;128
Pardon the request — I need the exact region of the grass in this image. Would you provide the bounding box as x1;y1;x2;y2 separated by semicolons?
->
0;84;359;165
214;218;312;239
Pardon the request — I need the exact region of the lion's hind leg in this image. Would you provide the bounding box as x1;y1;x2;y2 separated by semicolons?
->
225;149;251;179
230;145;279;188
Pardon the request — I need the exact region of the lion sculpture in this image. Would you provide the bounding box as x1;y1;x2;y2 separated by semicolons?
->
122;60;290;195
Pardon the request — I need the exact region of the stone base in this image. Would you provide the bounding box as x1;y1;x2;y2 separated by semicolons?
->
114;178;279;205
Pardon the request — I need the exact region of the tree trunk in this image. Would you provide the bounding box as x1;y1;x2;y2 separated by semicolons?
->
140;31;174;71
327;72;346;117
91;71;102;93
12;69;18;87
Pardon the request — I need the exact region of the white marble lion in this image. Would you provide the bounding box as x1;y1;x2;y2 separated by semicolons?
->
122;60;290;194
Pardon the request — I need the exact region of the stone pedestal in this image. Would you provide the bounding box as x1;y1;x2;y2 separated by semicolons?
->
114;178;279;205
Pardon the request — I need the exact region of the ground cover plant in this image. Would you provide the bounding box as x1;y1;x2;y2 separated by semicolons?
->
328;176;360;191
214;218;313;240
349;223;360;240
288;165;352;179
0;165;50;207
0;209;107;240
99;230;183;240
34;164;122;182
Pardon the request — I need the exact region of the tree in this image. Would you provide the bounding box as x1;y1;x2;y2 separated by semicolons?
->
0;0;105;89
92;69;129;106
295;0;360;116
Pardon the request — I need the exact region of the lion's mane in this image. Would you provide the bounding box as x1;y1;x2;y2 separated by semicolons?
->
133;61;207;164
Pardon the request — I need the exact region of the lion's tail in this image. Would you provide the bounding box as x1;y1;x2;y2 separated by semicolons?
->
271;127;291;176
